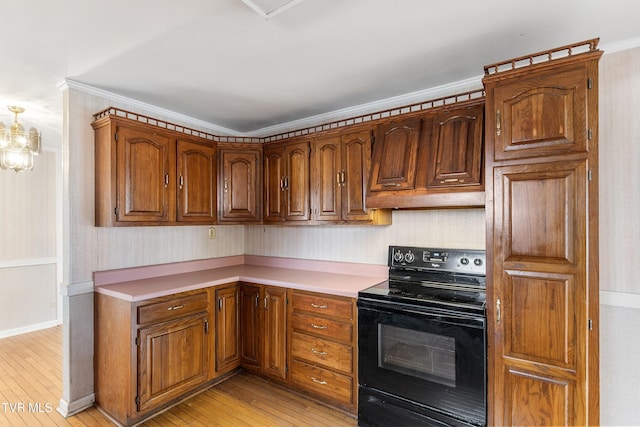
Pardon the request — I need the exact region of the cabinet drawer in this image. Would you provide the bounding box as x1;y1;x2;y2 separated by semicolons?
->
291;291;353;320
291;312;353;342
291;331;352;374
137;292;208;325
291;359;352;406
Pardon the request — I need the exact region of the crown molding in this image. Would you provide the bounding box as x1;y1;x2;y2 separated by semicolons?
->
601;36;640;55
59;79;239;136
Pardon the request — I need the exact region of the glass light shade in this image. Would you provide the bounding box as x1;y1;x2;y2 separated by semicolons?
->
0;106;41;172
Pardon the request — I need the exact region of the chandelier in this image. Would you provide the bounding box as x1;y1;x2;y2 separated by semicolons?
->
0;106;41;172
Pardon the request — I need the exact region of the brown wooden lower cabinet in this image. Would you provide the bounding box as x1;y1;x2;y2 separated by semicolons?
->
95;283;357;426
95;289;215;426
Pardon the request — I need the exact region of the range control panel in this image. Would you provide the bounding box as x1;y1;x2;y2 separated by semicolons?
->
388;246;486;275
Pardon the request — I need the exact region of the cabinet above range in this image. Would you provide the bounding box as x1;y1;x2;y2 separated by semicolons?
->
366;94;485;209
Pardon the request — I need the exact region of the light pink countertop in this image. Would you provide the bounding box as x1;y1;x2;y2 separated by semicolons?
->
94;256;388;302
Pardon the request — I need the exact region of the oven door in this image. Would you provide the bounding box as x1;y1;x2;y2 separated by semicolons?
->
357;298;486;427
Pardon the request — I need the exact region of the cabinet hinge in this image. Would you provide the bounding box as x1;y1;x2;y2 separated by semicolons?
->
588;129;593;140
285;365;289;374
589;319;593;331
204;319;209;334
114;207;119;216
114;132;118;142
135;395;140;410
135;336;140;346
587;78;593;89
588;170;593;182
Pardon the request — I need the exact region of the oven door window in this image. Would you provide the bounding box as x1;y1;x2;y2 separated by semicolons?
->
378;324;456;387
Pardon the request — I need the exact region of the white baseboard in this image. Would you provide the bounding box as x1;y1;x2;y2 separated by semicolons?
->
57;393;95;418
0;319;61;339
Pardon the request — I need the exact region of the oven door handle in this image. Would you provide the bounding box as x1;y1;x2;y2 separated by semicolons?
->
358;299;486;326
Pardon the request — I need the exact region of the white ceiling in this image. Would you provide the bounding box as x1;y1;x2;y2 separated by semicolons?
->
3;0;640;142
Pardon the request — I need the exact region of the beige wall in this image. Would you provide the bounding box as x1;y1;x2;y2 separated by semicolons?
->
0;150;59;336
599;45;640;295
245;209;485;264
598;45;640;426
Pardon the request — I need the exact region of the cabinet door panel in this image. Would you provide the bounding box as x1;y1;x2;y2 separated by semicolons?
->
285;142;310;221
427;105;483;189
263;148;285;222
117;126;174;222
219;150;260;222
369;118;421;191
491;160;588;426
263;286;288;381
177;140;216;222
137;313;208;412
215;285;240;373
492;67;589;160
239;284;262;370
313;137;341;221
503;368;574;426
341;132;371;220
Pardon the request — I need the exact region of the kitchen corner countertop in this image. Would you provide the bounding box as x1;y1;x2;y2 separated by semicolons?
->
93;257;388;302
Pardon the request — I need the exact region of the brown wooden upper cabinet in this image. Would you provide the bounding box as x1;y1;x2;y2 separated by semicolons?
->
366;102;485;209
313;130;374;222
426;104;484;189
177;139;217;222
368;117;421;192
218;145;262;223
490;66;591;161
263;139;311;222
93;116;217;226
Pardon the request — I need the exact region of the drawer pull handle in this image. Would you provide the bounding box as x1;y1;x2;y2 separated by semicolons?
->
311;348;327;356
167;305;184;311
311;323;328;329
310;303;328;309
381;183;401;187
440;178;464;184
311;377;327;385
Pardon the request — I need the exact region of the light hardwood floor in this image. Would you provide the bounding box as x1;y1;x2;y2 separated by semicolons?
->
0;326;358;426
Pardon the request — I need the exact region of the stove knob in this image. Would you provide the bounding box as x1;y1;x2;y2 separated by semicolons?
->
404;251;415;263
393;250;404;262
474;258;483;266
460;257;469;265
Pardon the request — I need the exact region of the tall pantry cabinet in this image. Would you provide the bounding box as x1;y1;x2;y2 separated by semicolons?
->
483;39;601;426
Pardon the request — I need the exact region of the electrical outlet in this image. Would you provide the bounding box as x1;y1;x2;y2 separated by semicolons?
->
208;227;216;239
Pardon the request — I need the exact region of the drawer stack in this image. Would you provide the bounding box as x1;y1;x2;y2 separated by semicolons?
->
289;290;357;413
